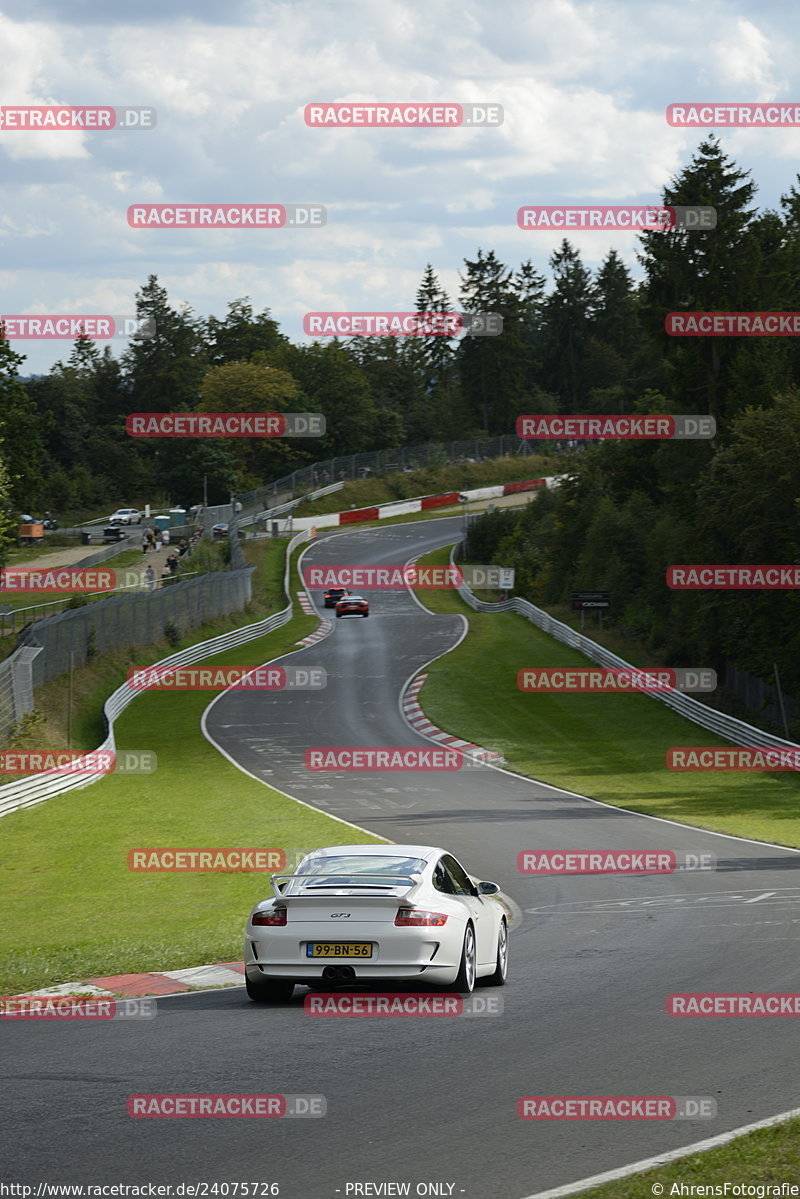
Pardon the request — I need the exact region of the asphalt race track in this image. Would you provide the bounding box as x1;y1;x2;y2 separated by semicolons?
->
4;515;800;1198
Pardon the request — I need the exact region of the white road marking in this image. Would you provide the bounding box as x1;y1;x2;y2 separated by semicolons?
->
518;1104;800;1199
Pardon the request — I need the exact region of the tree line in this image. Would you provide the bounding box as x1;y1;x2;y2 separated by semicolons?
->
3;135;800;705
458;137;800;701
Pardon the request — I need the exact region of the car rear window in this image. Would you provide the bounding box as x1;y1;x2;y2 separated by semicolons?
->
297;855;425;876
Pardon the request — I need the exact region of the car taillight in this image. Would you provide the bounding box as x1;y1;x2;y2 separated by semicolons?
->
394;908;448;927
252;908;287;926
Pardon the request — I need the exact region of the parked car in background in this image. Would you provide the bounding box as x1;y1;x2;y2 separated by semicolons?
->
109;508;142;525
102;525;128;542
212;523;245;540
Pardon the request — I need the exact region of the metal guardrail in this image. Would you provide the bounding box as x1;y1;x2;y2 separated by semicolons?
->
450;546;800;753
0;529;312;818
239;481;345;527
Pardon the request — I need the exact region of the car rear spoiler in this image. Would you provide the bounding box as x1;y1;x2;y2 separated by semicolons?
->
269;872;423;899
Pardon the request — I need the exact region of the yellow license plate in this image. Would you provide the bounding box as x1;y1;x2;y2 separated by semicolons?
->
307;942;373;958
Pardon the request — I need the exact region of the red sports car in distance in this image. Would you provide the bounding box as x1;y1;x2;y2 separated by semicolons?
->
335;594;369;618
324;587;350;608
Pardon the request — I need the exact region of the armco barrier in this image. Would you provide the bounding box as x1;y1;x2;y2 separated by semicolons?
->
239;480;344;528
0;530;312;819
282;477;555;533
421;491;460;510
340;506;379;525
450;546;800;754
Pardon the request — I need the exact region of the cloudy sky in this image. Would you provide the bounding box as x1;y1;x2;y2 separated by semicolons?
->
2;0;800;373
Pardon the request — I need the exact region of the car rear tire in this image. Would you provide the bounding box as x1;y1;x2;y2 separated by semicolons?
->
363;612;369;617
336;611;342;618
453;924;476;994
483;918;508;986
245;974;295;1004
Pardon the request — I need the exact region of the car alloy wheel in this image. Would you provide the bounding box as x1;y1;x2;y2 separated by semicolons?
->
483;918;508;986
454;924;476;994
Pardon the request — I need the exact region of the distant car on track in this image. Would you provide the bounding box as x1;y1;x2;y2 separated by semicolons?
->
323;587;350;608
108;508;142;525
244;843;508;1002
335;594;369;618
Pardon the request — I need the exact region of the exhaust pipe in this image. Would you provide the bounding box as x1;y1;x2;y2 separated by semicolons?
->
322;965;356;983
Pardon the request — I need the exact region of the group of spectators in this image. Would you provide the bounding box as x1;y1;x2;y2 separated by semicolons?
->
137;525;205;590
140;525;170;553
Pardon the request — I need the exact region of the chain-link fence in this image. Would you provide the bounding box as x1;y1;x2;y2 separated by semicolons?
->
18;566;255;688
0;645;43;741
235;434;546;511
0;526;210;637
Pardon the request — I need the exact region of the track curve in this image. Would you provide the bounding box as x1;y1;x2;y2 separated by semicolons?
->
4;515;800;1197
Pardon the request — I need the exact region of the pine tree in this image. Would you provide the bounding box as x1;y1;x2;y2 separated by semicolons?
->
540;240;594;412
0;335;45;510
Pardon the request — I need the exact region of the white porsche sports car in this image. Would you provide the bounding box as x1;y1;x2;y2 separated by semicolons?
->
244;843;508;1002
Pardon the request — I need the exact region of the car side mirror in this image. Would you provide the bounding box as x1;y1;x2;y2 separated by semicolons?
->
477;880;500;896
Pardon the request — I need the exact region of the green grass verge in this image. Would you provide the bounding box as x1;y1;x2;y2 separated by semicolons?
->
0;536;384;993
579;1115;800;1198
414;546;800;847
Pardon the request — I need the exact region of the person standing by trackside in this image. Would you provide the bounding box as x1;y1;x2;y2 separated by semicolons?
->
141;529;149;555
162;527;170;547
143;564;156;591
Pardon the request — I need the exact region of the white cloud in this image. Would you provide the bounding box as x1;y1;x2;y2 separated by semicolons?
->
0;0;797;369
